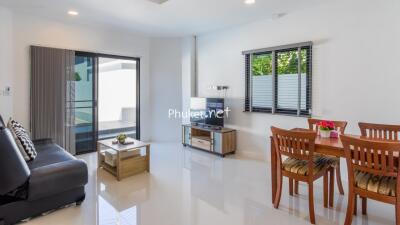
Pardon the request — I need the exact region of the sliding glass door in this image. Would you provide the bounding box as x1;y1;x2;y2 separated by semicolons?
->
73;53;140;154
74;55;98;154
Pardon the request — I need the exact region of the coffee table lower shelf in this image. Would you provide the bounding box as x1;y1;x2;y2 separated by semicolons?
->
99;153;149;180
99;161;117;176
97;138;151;181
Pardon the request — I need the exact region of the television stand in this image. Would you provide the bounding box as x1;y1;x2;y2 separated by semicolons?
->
182;124;236;157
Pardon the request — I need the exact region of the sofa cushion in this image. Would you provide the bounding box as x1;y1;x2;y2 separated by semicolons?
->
26;142;88;201
27;143;75;170
28;159;88;201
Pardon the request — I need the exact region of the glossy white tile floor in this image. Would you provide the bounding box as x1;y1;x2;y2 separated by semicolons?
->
23;143;396;225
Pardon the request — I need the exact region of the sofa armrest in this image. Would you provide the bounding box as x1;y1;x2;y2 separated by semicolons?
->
32;138;53;145
28;159;88;201
0;128;30;195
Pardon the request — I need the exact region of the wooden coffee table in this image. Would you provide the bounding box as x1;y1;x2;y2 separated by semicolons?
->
97;137;150;181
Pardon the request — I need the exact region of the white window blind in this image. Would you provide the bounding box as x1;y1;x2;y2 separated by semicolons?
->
244;42;312;116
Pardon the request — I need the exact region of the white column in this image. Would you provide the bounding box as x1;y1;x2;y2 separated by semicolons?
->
181;36;197;124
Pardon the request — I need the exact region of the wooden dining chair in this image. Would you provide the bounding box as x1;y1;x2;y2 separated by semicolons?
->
341;135;400;225
359;122;400;141
356;122;400;215
271;127;335;224
307;118;348;195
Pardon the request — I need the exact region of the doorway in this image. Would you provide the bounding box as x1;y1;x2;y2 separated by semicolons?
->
73;53;140;155
98;57;139;140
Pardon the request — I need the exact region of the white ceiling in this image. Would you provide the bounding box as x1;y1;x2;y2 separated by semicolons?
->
0;0;322;36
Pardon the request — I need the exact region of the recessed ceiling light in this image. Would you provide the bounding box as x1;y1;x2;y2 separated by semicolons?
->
244;0;255;5
68;10;79;16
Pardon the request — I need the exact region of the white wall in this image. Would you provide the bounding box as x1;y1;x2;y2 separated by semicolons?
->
9;12;152;140
1;7;185;142
181;37;196;124
0;6;13;120
196;0;400;160
149;38;183;142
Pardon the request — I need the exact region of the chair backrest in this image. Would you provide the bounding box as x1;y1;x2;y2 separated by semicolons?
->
308;118;348;134
341;135;400;178
359;122;400;141
271;126;317;163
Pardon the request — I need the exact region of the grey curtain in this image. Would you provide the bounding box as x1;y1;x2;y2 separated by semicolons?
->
30;46;76;155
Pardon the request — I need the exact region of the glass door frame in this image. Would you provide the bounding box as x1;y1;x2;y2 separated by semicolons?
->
73;53;98;155
75;51;141;154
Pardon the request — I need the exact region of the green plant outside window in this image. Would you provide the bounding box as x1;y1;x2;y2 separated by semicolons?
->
252;50;308;76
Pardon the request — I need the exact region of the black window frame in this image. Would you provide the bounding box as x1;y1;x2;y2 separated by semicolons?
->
244;42;312;117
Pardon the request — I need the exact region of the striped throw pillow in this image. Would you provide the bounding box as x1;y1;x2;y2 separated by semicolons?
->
7;119;37;161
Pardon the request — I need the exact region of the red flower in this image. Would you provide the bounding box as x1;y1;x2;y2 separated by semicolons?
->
318;120;335;131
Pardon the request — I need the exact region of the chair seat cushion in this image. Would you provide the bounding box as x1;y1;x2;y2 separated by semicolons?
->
282;155;335;176
354;171;396;197
315;154;340;167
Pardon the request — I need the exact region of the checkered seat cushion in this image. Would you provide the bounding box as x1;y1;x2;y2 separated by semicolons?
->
282;155;336;176
354;170;397;197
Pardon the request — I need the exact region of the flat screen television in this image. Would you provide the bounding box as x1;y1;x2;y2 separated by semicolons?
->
190;97;224;127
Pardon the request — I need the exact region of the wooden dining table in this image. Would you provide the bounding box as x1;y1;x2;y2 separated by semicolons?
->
270;128;356;203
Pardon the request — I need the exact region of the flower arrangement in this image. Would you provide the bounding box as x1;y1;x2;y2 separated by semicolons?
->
317;121;335;131
317;120;335;138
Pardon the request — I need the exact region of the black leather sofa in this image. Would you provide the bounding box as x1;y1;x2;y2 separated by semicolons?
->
0;115;88;225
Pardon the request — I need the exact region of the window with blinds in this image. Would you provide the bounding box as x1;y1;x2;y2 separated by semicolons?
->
244;42;312;116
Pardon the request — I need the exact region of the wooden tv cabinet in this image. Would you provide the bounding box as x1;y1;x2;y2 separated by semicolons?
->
182;124;236;157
